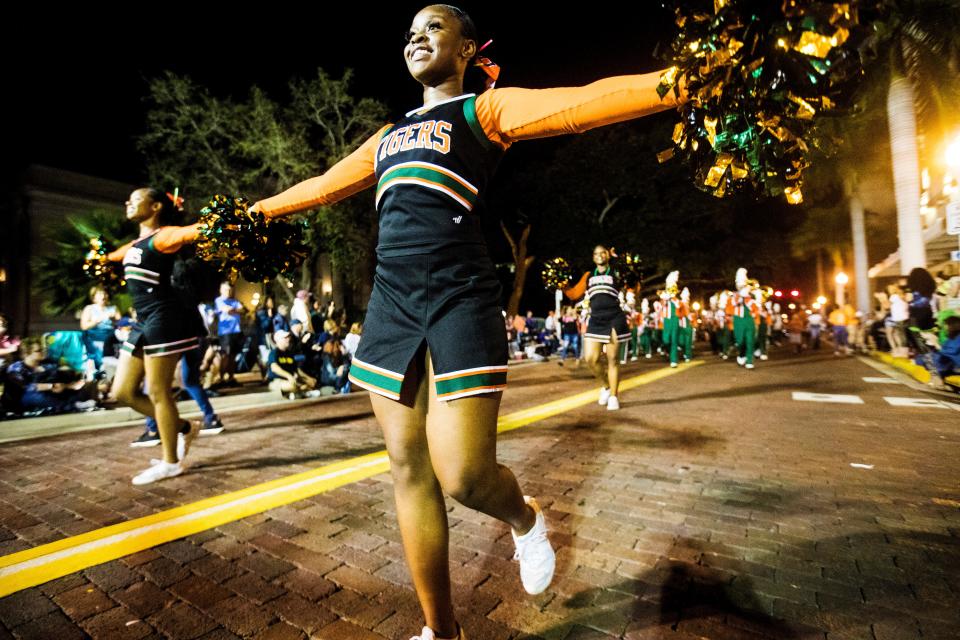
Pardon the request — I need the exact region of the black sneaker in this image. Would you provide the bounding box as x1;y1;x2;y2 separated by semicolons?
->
200;418;225;436
130;429;161;447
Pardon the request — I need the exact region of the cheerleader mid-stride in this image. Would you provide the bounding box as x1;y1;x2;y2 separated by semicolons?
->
565;246;632;410
108;188;204;485
246;4;683;636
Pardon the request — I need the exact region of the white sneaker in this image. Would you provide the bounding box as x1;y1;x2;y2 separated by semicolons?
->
760;354;768;361
512;497;555;595
132;461;183;485
606;396;620;411
745;363;755;369
176;421;200;464
670;362;678;368
598;387;611;406
645;354;651;359
631;355;638;361
736;356;746;366
410;625;465;640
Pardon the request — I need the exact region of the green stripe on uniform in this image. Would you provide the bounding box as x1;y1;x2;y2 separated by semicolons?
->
435;370;507;397
350;364;403;396
463;96;496;152
377;166;477;206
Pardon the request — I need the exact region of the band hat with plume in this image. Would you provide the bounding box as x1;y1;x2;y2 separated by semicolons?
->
665;271;680;296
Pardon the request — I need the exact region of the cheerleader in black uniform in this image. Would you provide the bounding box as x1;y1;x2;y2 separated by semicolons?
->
108;189;203;485
251;6;682;637
564;245;631;411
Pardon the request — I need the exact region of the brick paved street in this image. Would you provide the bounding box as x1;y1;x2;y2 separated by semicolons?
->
0;347;958;639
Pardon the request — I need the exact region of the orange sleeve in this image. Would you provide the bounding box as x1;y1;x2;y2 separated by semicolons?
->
153;224;202;254
563;272;590;301
253;125;392;218
106;240;135;263
474;70;680;149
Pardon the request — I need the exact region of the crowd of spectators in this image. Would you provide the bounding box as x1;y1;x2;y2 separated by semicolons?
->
1;284;363;419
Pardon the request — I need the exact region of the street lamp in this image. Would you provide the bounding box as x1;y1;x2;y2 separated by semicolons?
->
835;272;849;306
816;295;827;306
946;134;960;169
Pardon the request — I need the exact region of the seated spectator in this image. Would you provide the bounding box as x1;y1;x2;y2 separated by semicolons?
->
296;330;324;378
1;338;97;416
932;316;960;380
80;286;120;379
290;318;304;340
272;304;291;334
320;339;351;393
0;314;21;375
266;330;317;398
343;322;362;358
317;318;341;347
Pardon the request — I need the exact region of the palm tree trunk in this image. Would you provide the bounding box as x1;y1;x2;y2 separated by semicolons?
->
887;73;926;273
847;177;871;314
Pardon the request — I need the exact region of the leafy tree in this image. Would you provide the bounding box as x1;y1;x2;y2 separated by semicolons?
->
33;210;135;315
139;69;388;304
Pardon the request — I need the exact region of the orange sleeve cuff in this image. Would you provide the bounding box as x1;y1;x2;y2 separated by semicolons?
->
254;125;391;218
474;70;680;147
153;223;202;254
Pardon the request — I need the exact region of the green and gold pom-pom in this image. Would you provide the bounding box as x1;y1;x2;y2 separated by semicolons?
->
656;1;871;204
82;235;124;291
618;252;644;289
195;194;309;282
541;257;574;291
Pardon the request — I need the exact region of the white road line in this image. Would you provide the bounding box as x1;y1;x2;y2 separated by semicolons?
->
792;392;864;404
883;397;955;409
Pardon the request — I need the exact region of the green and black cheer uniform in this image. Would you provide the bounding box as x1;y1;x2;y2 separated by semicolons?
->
348;94;509;402
583;267;630;344
120;231;203;358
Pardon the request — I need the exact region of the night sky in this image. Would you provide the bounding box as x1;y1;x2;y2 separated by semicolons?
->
9;3;676;183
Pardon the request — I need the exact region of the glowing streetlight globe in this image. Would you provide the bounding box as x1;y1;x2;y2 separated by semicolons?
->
947;134;960;168
835;272;849;285
816;296;827;305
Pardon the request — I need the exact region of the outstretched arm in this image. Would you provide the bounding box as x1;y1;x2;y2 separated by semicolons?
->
153;224;202;254
106;240;135;263
252;125;392;218
475;70;681;149
563;272;591;301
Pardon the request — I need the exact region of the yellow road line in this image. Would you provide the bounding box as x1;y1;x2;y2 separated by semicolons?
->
0;362;701;598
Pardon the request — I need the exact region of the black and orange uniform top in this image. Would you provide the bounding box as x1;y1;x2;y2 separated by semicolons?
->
254;72;679;401
564;267;631;344
107;225;204;357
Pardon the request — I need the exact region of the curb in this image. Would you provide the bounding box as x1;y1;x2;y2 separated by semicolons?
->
867;350;960;388
0;389;366;446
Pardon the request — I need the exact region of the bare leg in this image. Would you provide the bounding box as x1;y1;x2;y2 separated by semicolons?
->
143;355;183;463
607;330;621;396
582;338;608;388
424;356;535;534
112;351;155;419
370;356;456;639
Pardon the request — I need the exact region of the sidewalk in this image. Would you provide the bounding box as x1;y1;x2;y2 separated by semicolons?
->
0;357;545;446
